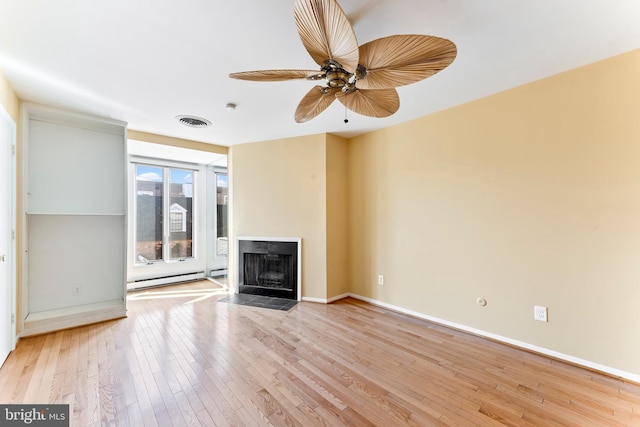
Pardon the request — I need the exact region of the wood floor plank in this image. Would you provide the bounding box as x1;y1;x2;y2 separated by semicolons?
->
1;280;639;426
0;335;35;401
22;332;58;402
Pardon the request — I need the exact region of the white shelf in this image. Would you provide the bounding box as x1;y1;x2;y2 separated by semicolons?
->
24;299;126;336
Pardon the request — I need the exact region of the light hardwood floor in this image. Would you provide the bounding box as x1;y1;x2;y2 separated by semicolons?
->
1;280;639;426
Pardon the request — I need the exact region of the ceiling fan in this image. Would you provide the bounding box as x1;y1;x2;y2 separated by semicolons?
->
229;0;457;123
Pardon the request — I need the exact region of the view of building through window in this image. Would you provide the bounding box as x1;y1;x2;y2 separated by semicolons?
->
135;164;194;263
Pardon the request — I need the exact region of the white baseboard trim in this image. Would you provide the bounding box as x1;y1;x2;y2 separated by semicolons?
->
345;293;640;384
301;296;328;303
327;293;350;303
302;293;350;304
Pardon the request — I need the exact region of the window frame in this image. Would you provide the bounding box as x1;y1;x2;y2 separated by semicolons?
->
127;156;207;281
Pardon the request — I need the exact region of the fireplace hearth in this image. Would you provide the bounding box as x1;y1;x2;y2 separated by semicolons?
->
238;238;300;300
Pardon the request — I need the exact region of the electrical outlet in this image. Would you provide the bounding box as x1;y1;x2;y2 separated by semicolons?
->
534;305;548;322
378;275;384;286
72;286;82;296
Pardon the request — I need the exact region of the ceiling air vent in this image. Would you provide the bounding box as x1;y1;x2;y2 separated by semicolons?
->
176;115;212;128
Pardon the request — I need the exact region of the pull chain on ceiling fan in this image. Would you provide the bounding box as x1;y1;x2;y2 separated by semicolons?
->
229;0;457;123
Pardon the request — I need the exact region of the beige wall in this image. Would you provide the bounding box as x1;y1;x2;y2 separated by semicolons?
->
128;130;228;155
230;134;328;300
0;69;19;122
326;134;349;299
348;49;640;375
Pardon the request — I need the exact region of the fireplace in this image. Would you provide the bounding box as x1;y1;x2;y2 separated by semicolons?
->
238;238;301;300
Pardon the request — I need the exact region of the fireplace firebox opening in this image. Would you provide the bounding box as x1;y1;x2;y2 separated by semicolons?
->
238;238;301;300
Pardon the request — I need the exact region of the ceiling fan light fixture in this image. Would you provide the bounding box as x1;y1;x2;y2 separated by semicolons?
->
325;68;350;88
176;115;212;128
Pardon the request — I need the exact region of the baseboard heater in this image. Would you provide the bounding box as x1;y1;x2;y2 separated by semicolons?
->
127;271;205;290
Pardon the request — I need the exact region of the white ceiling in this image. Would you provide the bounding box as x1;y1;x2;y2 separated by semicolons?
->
1;0;639;147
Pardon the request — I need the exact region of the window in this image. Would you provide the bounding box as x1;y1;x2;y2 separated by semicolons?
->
134;164;195;263
216;172;228;255
169;210;185;232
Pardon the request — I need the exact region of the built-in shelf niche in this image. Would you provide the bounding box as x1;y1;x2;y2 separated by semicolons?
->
23;105;127;336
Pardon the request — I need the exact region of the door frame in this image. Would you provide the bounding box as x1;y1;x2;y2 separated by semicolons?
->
0;102;17;359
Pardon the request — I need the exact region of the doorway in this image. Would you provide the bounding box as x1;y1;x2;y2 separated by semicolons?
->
0;105;15;366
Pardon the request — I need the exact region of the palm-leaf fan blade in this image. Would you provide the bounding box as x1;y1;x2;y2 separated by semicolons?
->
357;35;457;90
295;86;339;123
336;88;399;118
229;69;323;81
294;0;359;72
